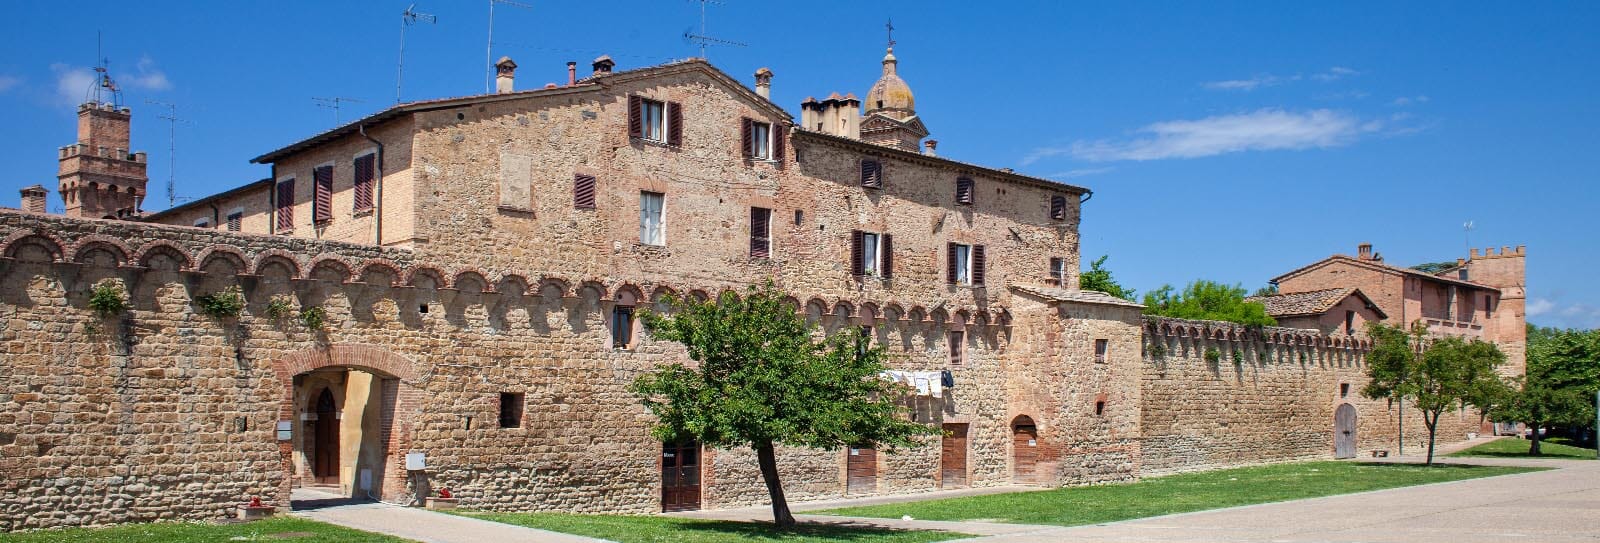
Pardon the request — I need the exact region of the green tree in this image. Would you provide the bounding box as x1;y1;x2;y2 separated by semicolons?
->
1079;255;1136;301
1251;283;1279;297
631;283;936;527
1141;280;1276;326
1363;321;1510;465
1494;325;1600;455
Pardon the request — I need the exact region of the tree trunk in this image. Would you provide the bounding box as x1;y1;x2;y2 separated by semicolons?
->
755;441;796;528
1529;426;1543;456
1424;411;1439;466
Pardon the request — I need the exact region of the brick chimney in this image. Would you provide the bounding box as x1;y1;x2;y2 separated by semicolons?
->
754;67;773;99
566;61;577;86
591;55;614;77
495;56;517;94
1357;243;1374;260
923;139;938;157
19;185;47;214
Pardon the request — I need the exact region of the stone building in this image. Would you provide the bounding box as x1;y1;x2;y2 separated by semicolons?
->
0;46;1507;531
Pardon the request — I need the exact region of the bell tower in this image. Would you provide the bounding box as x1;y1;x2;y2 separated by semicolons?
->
58;101;148;219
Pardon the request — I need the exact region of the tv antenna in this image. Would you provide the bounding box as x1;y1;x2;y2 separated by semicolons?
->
87;32;123;107
1463;220;1475;256
486;0;533;93
684;0;744;59
145;100;191;207
396;3;437;103
313;96;364;125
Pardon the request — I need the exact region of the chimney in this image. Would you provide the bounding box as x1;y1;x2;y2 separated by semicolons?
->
754;67;773;99
19;185;47;214
923;139;938;157
591;55;615;76
495;56;518;94
1357;242;1373;260
566;61;577;86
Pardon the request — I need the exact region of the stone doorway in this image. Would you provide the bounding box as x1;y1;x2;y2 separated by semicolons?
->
311;387;340;484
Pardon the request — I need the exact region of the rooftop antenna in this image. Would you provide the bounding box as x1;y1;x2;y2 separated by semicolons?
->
683;0;744;59
486;0;532;93
313;96;364;125
1463;220;1475;257
87;32;123;107
145;100;192;207
396;3;437;103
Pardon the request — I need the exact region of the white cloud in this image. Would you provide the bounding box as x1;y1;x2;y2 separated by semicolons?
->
1202;67;1358;91
50;55;171;105
51;63;96;104
0;75;18;93
1528;298;1600;330
1391;95;1430;106
1047;167;1114;180
1042;109;1378;163
127;55;172;91
1311;66;1359;82
1528;298;1555;316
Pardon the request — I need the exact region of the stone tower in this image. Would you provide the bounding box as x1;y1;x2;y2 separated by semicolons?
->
57;102;148;219
860;47;929;151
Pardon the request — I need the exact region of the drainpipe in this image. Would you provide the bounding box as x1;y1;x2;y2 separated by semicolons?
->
359;124;385;246
1079;190;1094;205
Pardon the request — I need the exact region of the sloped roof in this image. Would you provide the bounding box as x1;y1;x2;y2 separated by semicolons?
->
1010;284;1145;309
1246;287;1388;319
1271;254;1496;291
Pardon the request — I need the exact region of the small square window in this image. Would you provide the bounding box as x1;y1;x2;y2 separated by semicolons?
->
1340;383;1350;398
750;121;772;160
1094;339;1109;363
1095;401;1106;416
193;217;211;228
226;211;243;232
499;392;524;429
640;99;665;142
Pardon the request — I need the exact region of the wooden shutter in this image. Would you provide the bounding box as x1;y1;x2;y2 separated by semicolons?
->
667;101;683;146
628;95;643;138
956;177;974;205
773;123;787;168
750;207;770;258
973;245;986;285
740;118;754;158
276;179;295;231
573;173;597;209
861;160;881;188
880;233;893;279
946;243;958;284
313;166;333;223
353;154;375;212
1050;195;1066;220
850;230;865;276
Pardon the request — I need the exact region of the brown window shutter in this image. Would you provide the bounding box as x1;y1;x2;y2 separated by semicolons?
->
946;242;958;284
353;154;375;212
773;124;787;166
276;179;295;231
573;173;597;209
1050;195;1066;220
881;233;893;279
956;177;974;205
861;160;881;188
628;95;643;138
740;118;754;158
667;101;683;146
973;245;987;285
314;165;333;223
850;230;865;276
750;207;770;258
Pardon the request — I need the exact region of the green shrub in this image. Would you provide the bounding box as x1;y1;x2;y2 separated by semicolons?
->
300;306;327;330
1142;280;1276;326
1204;348;1221;364
88;281;128;316
195;286;246;318
265;295;294;320
1147;342;1167;360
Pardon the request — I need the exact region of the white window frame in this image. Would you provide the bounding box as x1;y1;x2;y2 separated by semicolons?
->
640;191;666;246
953;244;972;285
750;121;772;160
862;232;881;276
641;99;666;142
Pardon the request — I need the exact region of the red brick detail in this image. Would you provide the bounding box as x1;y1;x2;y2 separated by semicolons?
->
68;234;134;265
133;240;195;270
194;245;251;274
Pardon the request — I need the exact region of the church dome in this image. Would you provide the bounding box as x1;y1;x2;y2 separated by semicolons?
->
865;48;914;117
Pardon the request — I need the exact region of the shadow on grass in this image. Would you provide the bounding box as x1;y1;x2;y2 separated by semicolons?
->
673;519;933;541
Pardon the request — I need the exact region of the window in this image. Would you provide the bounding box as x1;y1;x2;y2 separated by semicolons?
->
313;165;334;224
1345;310;1356;335
1444;286;1455;320
275;178;295;232
794;209;804;225
1095;401;1106;416
947;243;985;286
1458;268;1469;281
1094;339;1108;363
746;120;771;159
641;99;664;141
227;208;243;232
573;173;597;209
948;330;965;365
1049;257;1068;286
861;159;883;188
1485;295;1494;318
639;191;665;245
498;392;524;428
629;96;681;145
850;230;893;278
750;207;772;258
1050;195;1067;220
1340;383;1350;398
611;300;636;350
955;177;975;205
353;153;376;213
193;217;211;228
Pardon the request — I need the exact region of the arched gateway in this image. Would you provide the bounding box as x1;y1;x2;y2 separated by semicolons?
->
271;345;424;507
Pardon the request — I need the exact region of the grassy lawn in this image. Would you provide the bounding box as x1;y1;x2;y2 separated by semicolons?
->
1450;437;1598;459
451;511;969;543
0;517;410;543
819;461;1541;526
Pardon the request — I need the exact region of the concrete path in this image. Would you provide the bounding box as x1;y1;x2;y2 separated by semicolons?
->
289;487;605;543
979;454;1600;543
667;484;1059;536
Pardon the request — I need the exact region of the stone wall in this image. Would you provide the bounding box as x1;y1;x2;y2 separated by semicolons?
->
1140;316;1485;475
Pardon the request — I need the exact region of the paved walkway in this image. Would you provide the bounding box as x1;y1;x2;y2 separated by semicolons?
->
289;487;605;543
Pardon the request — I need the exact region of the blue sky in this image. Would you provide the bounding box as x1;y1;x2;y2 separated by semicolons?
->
1;1;1596;329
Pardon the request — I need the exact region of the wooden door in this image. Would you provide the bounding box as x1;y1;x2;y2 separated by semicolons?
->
1334;403;1357;459
847;446;877;494
940;423;968;488
660;441;701;512
312;388;339;484
1012;417;1038;485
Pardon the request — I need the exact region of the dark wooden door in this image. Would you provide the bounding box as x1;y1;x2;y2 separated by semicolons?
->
660;441;701;512
1013;420;1038;485
312;387;339;484
847;446;877;494
940;424;968;488
1334;403;1357;459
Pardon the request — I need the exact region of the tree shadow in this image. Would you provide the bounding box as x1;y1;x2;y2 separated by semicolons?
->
675;518;960;541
